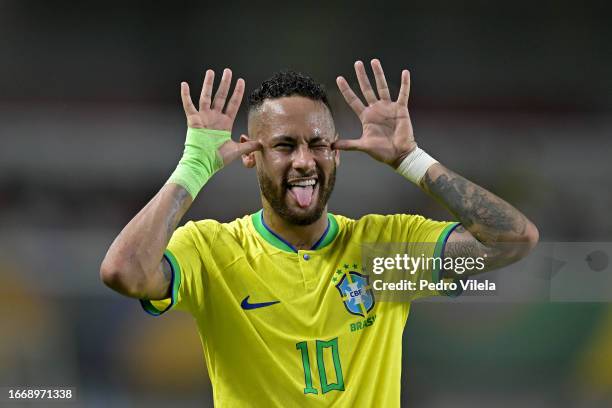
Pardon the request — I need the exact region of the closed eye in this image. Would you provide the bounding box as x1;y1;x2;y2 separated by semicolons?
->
309;136;331;149
274;143;294;150
311;143;330;149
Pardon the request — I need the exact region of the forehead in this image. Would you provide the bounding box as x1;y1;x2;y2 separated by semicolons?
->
249;96;335;141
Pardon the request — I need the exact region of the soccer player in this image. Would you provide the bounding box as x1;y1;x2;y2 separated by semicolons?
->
101;59;538;407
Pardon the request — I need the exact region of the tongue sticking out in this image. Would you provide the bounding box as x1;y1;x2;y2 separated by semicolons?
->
291;186;314;208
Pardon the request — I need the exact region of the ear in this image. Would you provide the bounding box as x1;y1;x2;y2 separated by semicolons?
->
240;134;257;168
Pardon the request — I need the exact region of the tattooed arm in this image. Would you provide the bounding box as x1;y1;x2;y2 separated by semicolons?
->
100;68;260;299
422;163;539;275
333;59;538;275
100;184;192;299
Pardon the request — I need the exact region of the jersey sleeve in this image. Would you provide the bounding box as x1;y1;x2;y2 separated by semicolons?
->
140;220;219;316
401;215;462;298
368;214;461;298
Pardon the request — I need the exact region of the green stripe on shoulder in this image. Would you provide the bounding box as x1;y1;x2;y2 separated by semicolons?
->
165;249;182;303
433;222;463;298
139;249;182;316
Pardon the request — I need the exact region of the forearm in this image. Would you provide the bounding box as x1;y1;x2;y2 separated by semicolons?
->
100;68;256;299
332;60;538;269
100;183;192;298
421;163;538;248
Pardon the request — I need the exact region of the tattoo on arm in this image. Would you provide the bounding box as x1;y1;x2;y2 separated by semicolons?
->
158;186;190;293
165;186;191;239
422;167;527;244
443;226;485;258
442;225;506;275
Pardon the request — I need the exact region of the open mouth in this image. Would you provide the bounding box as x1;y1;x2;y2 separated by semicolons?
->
287;178;318;208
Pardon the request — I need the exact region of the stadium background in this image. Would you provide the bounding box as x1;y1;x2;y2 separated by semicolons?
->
1;1;612;406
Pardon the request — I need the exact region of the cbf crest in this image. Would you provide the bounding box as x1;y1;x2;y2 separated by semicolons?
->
333;263;375;317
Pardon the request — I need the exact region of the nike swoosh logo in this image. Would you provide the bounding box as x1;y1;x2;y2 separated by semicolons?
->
240;295;280;310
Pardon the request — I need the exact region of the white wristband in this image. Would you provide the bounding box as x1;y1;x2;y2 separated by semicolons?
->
395;147;438;185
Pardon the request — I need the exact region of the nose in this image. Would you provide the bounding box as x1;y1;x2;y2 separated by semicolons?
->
292;144;316;173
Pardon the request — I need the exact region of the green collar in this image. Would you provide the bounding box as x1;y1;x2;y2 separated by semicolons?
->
251;209;339;253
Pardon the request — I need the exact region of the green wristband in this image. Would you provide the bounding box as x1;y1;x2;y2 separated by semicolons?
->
166;127;231;199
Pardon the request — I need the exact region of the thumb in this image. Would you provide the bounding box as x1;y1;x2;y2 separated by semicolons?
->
332;138;363;151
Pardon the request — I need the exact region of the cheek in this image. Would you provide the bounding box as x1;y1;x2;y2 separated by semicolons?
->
266;151;290;166
314;152;336;182
258;150;291;178
314;149;336;165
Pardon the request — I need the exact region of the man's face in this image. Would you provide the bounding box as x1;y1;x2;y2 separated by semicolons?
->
245;96;339;225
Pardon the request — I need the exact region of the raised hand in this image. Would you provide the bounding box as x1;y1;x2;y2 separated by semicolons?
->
334;59;417;168
180;68;261;165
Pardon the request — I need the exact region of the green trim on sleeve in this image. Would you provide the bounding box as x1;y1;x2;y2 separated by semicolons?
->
139;249;182;316
432;222;463;298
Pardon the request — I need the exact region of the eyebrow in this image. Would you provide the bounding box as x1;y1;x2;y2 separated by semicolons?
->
309;136;330;144
270;135;296;144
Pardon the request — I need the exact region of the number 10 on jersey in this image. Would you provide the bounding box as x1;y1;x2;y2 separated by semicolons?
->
296;337;345;394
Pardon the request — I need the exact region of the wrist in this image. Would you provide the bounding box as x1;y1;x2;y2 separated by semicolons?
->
166;127;231;199
391;146;418;169
395;146;438;185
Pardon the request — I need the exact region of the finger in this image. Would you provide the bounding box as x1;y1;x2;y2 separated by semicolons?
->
212;68;232;111
180;82;198;115
336;76;365;116
199;69;215;110
332;138;364;151
219;138;262;166
397;69;411;106
236;139;262;155
371;59;391;100
224;78;245;119
354;60;378;105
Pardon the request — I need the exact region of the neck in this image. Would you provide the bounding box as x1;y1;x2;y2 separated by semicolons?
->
262;201;329;251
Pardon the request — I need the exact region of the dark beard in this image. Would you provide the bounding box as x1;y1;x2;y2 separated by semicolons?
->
257;165;336;226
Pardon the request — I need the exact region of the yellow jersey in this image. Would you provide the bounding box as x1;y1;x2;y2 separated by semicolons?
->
141;210;459;407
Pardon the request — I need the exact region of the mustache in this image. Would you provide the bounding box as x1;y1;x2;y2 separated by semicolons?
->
283;169;325;186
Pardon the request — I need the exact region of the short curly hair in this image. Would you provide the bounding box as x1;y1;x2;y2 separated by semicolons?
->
248;71;332;114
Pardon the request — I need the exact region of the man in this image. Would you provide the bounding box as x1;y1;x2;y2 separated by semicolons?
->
101;59;538;407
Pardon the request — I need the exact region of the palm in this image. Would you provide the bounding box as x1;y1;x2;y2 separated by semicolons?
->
180;68;261;165
360;101;415;165
186;109;235;131
335;60;417;167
